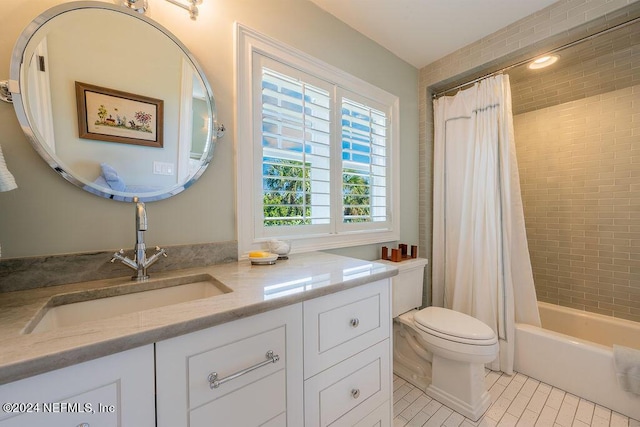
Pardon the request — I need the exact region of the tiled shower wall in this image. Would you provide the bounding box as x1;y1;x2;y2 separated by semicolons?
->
513;84;640;322
419;0;640;307
509;20;640;115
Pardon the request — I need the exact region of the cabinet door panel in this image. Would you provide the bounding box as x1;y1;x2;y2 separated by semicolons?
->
0;345;154;427
0;383;117;427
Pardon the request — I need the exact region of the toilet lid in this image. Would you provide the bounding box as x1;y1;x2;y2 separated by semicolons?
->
414;307;496;343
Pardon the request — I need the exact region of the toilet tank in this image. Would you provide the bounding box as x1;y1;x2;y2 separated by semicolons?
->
378;257;428;317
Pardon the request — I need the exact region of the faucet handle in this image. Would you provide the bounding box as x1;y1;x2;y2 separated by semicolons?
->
155;246;168;257
110;249;125;263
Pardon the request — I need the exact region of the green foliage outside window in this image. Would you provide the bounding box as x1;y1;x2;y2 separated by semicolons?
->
343;169;371;223
263;160;371;226
263;158;311;226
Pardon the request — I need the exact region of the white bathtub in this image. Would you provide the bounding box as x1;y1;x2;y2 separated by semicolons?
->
514;302;640;420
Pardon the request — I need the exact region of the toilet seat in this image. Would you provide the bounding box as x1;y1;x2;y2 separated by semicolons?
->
397;309;498;362
413;307;498;346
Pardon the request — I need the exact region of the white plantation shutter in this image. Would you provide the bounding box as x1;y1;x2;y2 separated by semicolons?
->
256;60;333;237
340;96;389;230
237;24;399;254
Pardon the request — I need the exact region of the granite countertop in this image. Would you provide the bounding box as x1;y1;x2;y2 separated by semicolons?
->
0;252;397;385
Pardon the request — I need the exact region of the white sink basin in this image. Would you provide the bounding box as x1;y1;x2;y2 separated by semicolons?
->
26;273;231;334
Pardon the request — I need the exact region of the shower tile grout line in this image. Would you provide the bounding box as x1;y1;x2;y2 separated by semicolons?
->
392;371;640;427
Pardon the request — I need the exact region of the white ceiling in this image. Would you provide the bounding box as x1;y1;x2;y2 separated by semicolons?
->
308;0;560;69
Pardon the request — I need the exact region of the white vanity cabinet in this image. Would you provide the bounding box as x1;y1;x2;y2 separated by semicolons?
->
155;304;304;427
303;279;392;427
155;279;392;427
0;275;392;427
0;345;155;427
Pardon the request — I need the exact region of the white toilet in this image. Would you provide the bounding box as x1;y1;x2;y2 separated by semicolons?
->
382;258;498;421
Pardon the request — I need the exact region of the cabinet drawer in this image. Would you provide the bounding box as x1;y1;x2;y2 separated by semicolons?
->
304;340;390;427
156;304;303;427
190;369;286;426
188;326;285;409
262;412;287;427
352;400;391;427
304;279;390;378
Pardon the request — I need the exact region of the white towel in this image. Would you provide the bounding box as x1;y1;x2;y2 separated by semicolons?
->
0;143;17;192
613;344;640;396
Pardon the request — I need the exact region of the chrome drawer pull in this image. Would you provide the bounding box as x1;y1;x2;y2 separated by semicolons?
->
350;318;360;328
351;388;361;399
208;350;280;389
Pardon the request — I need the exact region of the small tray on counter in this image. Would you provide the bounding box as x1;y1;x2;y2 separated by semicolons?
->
249;253;279;265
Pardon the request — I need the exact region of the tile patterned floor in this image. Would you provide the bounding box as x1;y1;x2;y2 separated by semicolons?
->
393;371;640;427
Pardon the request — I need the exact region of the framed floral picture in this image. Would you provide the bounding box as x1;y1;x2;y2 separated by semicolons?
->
75;81;164;148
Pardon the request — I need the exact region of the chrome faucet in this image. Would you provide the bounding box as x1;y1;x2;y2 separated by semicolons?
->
111;196;167;281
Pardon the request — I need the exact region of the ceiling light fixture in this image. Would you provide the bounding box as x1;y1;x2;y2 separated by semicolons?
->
528;55;559;70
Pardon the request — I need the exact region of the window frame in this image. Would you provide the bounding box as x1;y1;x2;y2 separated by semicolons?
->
235;23;399;257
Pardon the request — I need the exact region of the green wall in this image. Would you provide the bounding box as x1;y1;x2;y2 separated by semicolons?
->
0;0;419;260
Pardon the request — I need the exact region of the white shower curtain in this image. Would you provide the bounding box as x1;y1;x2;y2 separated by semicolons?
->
432;74;540;375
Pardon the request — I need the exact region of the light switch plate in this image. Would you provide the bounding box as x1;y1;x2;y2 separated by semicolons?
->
153;161;174;176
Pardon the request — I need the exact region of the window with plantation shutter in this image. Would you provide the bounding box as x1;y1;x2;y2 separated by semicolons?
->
261;67;331;230
237;24;399;256
340;97;389;227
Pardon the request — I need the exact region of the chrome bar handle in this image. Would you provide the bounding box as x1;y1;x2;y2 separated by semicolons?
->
208;350;279;389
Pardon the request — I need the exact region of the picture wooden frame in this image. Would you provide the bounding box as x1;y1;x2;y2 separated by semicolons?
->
75;81;164;148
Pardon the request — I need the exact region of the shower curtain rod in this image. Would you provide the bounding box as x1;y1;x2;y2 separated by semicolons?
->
431;16;639;99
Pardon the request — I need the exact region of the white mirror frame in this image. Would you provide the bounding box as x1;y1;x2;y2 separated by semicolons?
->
8;1;223;202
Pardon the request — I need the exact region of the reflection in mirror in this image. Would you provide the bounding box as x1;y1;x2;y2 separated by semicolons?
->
10;2;219;202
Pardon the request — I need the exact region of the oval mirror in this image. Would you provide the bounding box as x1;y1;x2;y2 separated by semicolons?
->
9;1;220;202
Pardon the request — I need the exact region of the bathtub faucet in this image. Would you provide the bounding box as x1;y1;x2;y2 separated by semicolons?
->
110;196;167;281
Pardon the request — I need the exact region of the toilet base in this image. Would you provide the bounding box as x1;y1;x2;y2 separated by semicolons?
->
426;354;491;421
393;318;432;391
